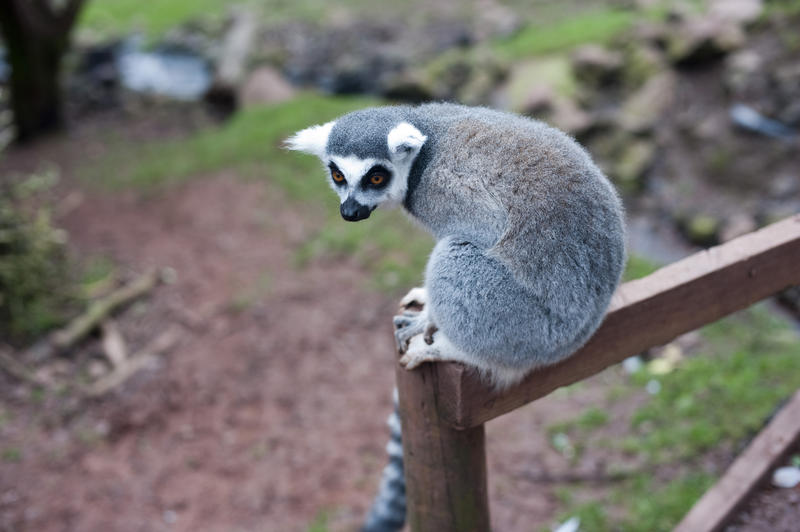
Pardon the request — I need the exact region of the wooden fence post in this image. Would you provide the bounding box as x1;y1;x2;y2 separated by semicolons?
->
396;361;490;532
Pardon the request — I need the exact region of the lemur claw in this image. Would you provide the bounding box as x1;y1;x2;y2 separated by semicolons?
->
393;309;435;355
423;323;438;345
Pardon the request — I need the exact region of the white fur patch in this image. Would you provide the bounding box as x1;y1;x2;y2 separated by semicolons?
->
387;122;427;161
328;154;379;199
284;121;336;159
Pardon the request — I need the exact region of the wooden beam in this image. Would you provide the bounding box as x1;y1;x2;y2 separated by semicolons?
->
674;389;800;532
396;362;491;532
428;214;800;429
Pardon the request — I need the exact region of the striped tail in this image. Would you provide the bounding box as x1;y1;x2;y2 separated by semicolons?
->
362;390;406;532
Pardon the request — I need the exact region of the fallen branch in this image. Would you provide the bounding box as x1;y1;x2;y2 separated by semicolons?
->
100;320;128;368
51;269;161;350
83;325;182;397
24;269;163;365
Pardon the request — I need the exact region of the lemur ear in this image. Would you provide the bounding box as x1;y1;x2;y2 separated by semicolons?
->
387;122;427;161
285;121;336;159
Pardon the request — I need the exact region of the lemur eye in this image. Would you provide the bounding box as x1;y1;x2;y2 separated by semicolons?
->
369;174;385;185
332;170;346;183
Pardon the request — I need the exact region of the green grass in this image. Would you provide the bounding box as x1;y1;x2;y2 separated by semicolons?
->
306;509;330;532
623;254;660;281
550;305;800;531
492;8;635;60
629;307;800;461
78;0;473;39
1;447;22;463
620;472;715;532
80;93;435;293
83;93;376;192
79;0;226;37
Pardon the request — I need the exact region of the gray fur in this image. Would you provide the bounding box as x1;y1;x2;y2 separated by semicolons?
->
294;102;626;387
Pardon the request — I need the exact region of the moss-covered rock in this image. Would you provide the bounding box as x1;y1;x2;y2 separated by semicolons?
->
619;71;677;133
612;139;656;192
571;44;623;88
680;213;721;246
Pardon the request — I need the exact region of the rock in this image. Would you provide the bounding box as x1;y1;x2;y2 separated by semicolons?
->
380;71;436;103
472;0;522;40
709;0;764;26
504;56;577;113
549;99;593;136
622;43;665;88
418;47;508;105
772;466;800;489
768;173;799;199
724;49;763;93
692;113;728;140
612;139;656;191
239;65;295;107
619;72;677;133
681;213;720;246
520;85;555;116
666;17;745;65
719;213;757;242
571;44;624;88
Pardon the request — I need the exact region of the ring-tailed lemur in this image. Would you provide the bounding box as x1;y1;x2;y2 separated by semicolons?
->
287;103;625;532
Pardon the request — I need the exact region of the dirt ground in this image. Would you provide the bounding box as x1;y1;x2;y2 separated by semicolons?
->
0;112;623;532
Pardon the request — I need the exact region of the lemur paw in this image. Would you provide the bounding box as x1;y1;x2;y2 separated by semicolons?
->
400;286;428;310
393;310;428;354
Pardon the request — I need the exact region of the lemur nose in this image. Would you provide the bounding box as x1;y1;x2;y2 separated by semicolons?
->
341;197;372;221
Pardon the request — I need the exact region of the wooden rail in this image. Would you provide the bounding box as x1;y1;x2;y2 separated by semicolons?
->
396;214;800;532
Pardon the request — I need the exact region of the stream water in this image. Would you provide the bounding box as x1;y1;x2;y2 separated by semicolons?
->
116;37;211;100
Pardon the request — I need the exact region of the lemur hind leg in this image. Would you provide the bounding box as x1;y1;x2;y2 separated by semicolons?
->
398;331;472;370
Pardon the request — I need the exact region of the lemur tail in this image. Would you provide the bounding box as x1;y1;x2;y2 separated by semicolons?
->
361;390;406;532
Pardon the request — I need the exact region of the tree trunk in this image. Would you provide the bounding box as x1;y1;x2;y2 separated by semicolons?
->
0;0;84;143
6;38;65;142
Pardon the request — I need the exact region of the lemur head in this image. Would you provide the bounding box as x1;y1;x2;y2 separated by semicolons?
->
286;108;427;221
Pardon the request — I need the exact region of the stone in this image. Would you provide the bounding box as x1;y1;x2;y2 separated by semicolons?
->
503;56;577;114
709;0;764;26
772;466;800;489
622;44;665;88
520;85;555;116
380;72;435;103
682;213;720;246
667;17;745;65
612;139;656;191
472;0;522;40
549;99;593;136
414;47;508;105
619;72;677;133
239;65;295;107
719;213;757;242
724;49;763;93
571;44;624;88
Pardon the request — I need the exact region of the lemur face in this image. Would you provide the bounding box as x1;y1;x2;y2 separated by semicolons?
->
286;119;427;222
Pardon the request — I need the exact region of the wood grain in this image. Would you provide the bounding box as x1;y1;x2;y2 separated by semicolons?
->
674;389;800;532
429;214;800;429
396;362;491;532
